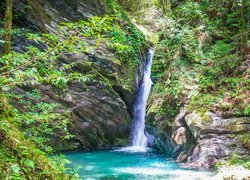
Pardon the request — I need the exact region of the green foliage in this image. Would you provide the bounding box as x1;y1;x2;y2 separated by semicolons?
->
188;40;249;115
228;154;250;169
60;14;146;89
154;77;183;117
244;104;250;115
0;110;73;179
0;89;77;178
175;1;207;26
152;57;193;118
1;13;146;91
0;1;147;177
0;21;99;177
200;41;241;78
62;15;146;67
151;0;250;120
0;31;94;91
117;0;150;15
12;100;74;153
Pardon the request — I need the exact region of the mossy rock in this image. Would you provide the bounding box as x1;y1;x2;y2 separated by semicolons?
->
114;138;129;147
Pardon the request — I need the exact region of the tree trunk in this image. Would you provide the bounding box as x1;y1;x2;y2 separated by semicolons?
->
240;0;249;55
159;0;171;15
3;0;13;55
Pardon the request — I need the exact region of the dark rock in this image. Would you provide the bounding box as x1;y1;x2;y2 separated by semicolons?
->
14;48;145;151
0;130;5;143
176;151;188;163
11;0;108;32
5;0;148;151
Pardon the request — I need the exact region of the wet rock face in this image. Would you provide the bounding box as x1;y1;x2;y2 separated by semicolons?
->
69;82;129;148
39;80;130;150
11;0;107;32
7;0;147;150
13;42;143;151
147;108;250;169
146;108;196;158
184;113;250;168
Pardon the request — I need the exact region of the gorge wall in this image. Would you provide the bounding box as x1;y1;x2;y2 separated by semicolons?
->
1;0;249;172
0;0;148;151
142;1;250;169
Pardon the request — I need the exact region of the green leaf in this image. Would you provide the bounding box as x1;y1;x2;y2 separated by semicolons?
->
24;159;35;169
10;164;20;174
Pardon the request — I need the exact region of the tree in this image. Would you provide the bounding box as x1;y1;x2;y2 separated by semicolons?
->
3;0;13;55
159;0;171;15
239;0;249;55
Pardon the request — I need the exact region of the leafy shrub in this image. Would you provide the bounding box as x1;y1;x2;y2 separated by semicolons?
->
228;154;250;169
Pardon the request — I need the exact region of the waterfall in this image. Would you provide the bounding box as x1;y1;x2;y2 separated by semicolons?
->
114;49;154;153
132;49;154;148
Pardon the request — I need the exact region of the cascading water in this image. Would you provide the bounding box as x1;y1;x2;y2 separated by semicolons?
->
132;49;154;148
115;49;154;152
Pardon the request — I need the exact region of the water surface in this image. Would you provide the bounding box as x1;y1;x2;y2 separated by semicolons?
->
65;148;213;180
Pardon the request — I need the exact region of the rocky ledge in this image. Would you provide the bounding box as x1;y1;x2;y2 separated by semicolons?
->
147;107;250;168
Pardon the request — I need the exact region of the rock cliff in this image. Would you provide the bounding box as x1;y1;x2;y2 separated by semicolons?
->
1;0;147;151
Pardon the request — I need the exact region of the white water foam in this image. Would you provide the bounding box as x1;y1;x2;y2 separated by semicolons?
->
132;49;154;148
114;167;213;179
114;146;149;153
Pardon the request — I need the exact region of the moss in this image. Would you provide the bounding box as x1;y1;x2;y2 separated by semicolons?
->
0;93;9;114
228;154;250;169
195;108;211;123
239;134;250;146
124;115;130;126
147;97;160;114
115;138;129;146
